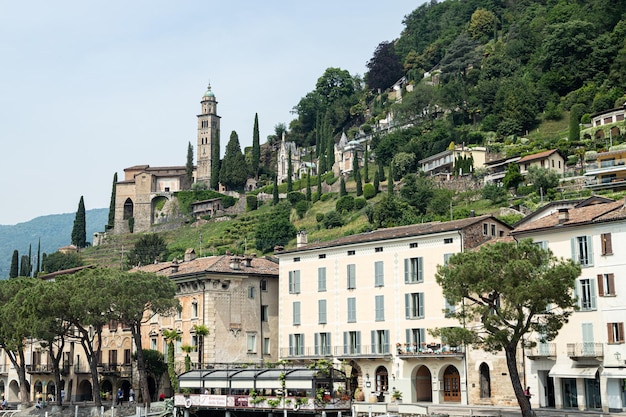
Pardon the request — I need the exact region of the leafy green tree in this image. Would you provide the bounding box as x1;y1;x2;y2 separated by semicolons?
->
71;196;87;248
111;270;179;405
468;8;496;41
254;202;297;253
482;183;508;204
126;234;167;268
503;163;524;192
9;250;18;278
252;113;260;178
107;173;117;230
219;131;249;191
0;278;39;405
435;240;581;417
163;328;181;393
373;195;418;228
400;174;435;215
136;349;167;394
527;166;560;196
322;211;343;229
41;251;82;273
336;195;355;213
185;142;194;189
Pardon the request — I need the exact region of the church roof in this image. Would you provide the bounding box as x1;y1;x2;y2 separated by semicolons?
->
203;83;215;98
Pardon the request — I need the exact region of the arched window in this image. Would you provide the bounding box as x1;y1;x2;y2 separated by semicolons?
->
375;366;388;392
479;362;491;398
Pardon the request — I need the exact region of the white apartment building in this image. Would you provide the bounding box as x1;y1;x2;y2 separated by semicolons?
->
512;198;626;413
275;215;512;410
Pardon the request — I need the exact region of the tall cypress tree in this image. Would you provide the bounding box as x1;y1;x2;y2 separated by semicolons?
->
373;170;380;194
9;250;18;278
34;238;41;277
19;255;30;277
354;157;363;197
388;163;394;196
306;169;312;201
107;172;117;230
379;162;386;181
326;127;334;173
210;129;221;190
339;177;347;197
185;142;194;188
71;196;87;248
317;172;323;198
219;131;248;191
363;144;370;183
273;174;279;205
287;147;293;193
252;113;260;178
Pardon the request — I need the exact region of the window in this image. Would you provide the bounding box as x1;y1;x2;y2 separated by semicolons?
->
289;270;301;294
347;264;356;289
347;298;356;323
483;223;488;235
150;338;157;351
109;350;117;366
191;335;198;349
318;267;327;292
601;233;613;255
263;338;270;355
374;261;384;287
572;236;593;266
406;328;425;346
348;250;355;256
293;257;300;262
608;323;624;344
163;339;168;356
260;279;267;291
289;334;305;356
375;295;385;321
577;278;596;311
534;241;548;250
491;224;496;236
261;305;269;322
247;333;257;352
177;308;182;320
405;292;424;319
318;299;327;324
444;237;453;244
343;331;361;354
375;247;383;253
445;298;456;318
410;242;418;248
375;366;389;392
319;254;326;259
598;273;616;296
248;286;255;298
371;330;390;354
293;301;301;325
176;339;182;354
444;253;453;265
404;257;424;283
192;301;198;317
315;332;331;355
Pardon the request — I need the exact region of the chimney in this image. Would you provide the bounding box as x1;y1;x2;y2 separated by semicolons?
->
296;230;308;248
171;259;179;273
558;208;569;224
229;256;242;270
184;248;197;262
242;256;253;268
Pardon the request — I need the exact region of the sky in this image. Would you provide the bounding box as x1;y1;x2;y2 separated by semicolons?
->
0;1;423;226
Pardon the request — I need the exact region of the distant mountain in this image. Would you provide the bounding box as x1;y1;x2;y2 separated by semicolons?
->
0;208;108;279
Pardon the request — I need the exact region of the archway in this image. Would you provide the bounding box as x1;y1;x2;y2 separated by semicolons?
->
148;375;157;402
375;366;389;393
443;365;461;402
77;380;93;402
101;379;113;400
8;380;21;402
595;129;605;139
415;365;432;402
479;363;491;398
152;195;169;225
123;198;134;220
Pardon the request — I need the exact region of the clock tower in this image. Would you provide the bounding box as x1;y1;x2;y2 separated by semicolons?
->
196;84;221;187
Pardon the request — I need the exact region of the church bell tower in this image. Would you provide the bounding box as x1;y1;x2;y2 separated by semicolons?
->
196;84;221;186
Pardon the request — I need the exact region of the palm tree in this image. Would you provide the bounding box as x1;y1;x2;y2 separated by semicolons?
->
192;324;209;368
181;345;194;372
163;329;181;392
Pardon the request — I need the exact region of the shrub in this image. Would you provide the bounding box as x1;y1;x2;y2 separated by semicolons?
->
320;192;337;202
354;197;366;210
363;183;376;199
246;195;258;211
336;195;355;213
316;212;325;223
295;200;309;219
323;211;343;229
325;175;338;186
287;191;306;206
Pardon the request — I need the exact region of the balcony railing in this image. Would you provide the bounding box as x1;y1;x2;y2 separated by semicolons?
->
280;345;396;359
396;344;464;358
26;364;54;373
525;343;556;359
567;343;603;359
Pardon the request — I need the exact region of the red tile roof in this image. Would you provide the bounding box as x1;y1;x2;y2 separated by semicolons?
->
517;149;560;163
132;255;278;277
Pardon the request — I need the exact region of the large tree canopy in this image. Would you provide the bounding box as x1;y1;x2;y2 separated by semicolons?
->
365;41;404;92
219;131;249;191
435;240;581;417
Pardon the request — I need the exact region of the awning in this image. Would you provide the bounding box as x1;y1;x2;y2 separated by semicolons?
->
601;368;626;378
549;363;598;379
255;369;286;389
230;369;260;389
179;370;210;388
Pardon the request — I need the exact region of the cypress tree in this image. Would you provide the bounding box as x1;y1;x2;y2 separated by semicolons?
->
388;163;394;196
326;129;335;173
107;172;117;230
373;170;380;194
71;196;87;248
9;250;18;278
19;255;30;277
364;144;370;183
34;238;41;276
339;177;347;197
379;162;386;181
219;131;248;191
317;172;323;199
252;113;260;178
287;147;293;193
273;174;279;205
185;142;194;188
210;129;221;190
306;169;312;201
354;157;363;196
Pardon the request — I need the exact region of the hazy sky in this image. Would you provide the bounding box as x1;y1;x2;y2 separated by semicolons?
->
0;1;422;226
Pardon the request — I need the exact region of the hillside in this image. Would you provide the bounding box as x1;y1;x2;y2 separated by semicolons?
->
0;209;108;278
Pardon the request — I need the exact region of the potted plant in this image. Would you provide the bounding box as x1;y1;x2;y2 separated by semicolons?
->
354;387;365;402
391;389;402;403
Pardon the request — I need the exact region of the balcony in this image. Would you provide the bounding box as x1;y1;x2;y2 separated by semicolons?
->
98;363;132;377
525;343;556;359
397;344;465;360
0;364;9;375
74;363;91;374
567;343;604;360
279;345;393;360
27;364;54;374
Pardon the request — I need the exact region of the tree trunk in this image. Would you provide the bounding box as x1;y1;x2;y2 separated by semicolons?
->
132;326;151;405
505;344;532;417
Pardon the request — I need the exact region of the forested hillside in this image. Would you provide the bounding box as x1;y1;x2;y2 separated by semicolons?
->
278;0;626;177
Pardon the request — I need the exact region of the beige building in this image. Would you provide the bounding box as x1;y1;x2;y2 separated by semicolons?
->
275;215;512;413
512;198;626;412
419;145;487;177
196;84;220;186
517;149;566;176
